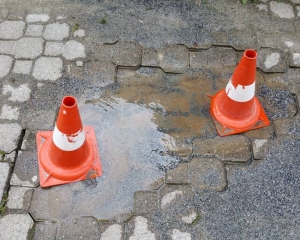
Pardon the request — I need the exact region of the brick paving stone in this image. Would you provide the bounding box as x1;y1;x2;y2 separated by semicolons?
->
193;136;251;163
0;123;22;153
100;224;123;240
29;186;73;221
141;48;160;67
44;22;69;40
133;191;158;215
159;45;189;73
7;186;33;211
274;117;300;137
56;217;100;240
165;162;189;184
270;2;294;19
62;40;86;60
0;214;34;240
85;60;116;87
12;60;33;74
0;40;15;54
32;221;57;240
0;55;13;77
32;57;62;81
74;29;85;37
113;41;142;67
13;37;44;59
252;139;269;160
25;24;43;37
44;42;63;56
3;83;31;102
0;20;25;39
258;48;288;73
10;150;39;187
0;162;9;199
26;14;49;23
189;158;226;192
127;216;157;240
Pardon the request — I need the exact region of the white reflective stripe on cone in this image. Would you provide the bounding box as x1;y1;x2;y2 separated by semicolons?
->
225;80;255;102
52;125;85;151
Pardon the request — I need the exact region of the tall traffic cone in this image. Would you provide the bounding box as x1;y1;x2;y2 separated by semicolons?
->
36;96;102;187
209;49;270;136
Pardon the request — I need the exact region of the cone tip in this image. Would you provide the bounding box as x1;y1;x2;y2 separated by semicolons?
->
244;49;257;59
62;96;77;108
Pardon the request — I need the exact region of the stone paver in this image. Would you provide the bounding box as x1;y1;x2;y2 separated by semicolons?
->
133;191;158;214
100;224;123;240
0;40;15;54
44;42;63;56
25;24;44;37
13;37;44;59
74;29;85;37
32;57;62;81
128;216;157;240
252;139;269;160
274;117;300;137
270;1;294;19
0;105;19;120
32;221;57;240
7;186;33;210
0;123;22;153
3;84;31;102
258;48;288;73
62;40;86;60
193;136;251;163
0;21;25;39
0;214;34;240
44;22;69;40
0;55;13;77
0;162;10;198
56;217;100;240
12;60;32;74
165;162;189;184
189;158;227;192
26;14;49;23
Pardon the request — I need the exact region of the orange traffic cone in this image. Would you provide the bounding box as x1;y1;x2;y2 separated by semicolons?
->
36;96;102;187
209;49;270;136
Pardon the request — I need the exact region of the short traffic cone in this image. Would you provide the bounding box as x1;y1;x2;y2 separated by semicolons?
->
36;96;102;187
209;49;270;136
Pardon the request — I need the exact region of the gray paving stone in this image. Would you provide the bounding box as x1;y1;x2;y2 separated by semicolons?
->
165;162;189;184
142;48;160;67
144;177;165;191
26;14;49;23
257;48;288;73
252;139;269;160
13;60;33;74
127;216;157;240
10;150;39;187
33;221;57;240
193;136;251;163
0;20;25;39
44;42;63;56
13;37;44;59
207;47;237;68
189;158;227;192
44;22;69;40
113;212;133;224
274;117;300;137
0;162;9;199
0;214;34;240
3;83;31;102
133;191;158;215
62;40;86;60
65;61;84;79
74;29;85;37
190;51;208;69
171;229;192;239
0;55;13;77
85;60;116;87
0;8;9;21
0;40;15;54
270;1;294;19
244;125;274;140
291;53;300;67
0;104;19;120
25;24;43;37
159;45;189;73
100;224;123;240
0;123;22;153
32;57;62;81
7;186;33;211
56;217;100;240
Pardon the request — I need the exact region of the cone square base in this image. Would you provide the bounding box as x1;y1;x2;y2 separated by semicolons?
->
36;126;102;187
207;92;270;136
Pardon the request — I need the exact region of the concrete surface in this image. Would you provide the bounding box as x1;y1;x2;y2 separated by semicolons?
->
0;0;299;239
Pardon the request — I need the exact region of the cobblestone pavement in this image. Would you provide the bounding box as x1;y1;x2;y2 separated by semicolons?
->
0;0;300;239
